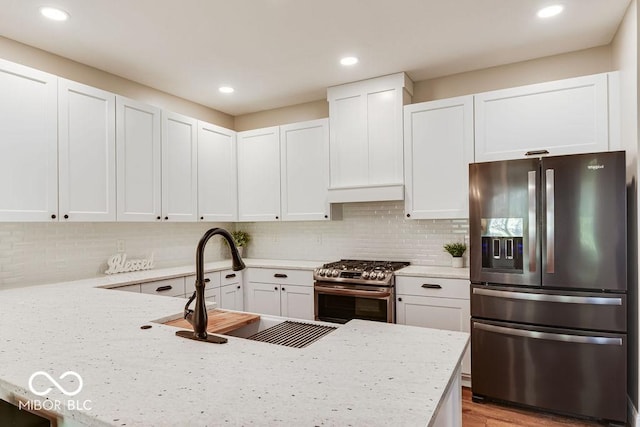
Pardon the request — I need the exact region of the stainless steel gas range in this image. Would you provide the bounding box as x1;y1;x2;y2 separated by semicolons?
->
313;260;409;324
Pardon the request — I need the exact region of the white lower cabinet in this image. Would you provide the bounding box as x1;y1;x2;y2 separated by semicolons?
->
396;276;471;378
245;268;314;320
219;269;244;311
185;272;221;303
140;277;186;297
280;284;314;320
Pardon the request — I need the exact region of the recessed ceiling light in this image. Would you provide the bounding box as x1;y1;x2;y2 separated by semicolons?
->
40;6;69;21
340;57;359;66
537;5;564;18
219;86;234;94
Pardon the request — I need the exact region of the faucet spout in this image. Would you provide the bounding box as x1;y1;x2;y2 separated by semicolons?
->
178;227;246;344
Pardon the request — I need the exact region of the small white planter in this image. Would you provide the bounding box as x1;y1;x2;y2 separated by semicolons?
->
451;257;463;268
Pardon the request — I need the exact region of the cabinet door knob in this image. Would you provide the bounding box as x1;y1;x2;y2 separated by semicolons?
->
282;287;286;292
237;285;241;289
51;214;57;219
406;213;410;218
200;216;204;220
63;214;69;219
275;216;279;219
324;215;328;219
156;216;161;220
274;286;278;290
422;284;442;289
164;216;168;220
398;297;403;302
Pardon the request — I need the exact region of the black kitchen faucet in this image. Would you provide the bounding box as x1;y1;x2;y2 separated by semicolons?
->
176;228;246;344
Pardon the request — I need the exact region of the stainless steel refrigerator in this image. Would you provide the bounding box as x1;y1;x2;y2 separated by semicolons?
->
469;151;627;423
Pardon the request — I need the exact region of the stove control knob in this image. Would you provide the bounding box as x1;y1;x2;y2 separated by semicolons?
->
361;271;370;279
377;272;386;281
331;269;340;277
319;269;326;276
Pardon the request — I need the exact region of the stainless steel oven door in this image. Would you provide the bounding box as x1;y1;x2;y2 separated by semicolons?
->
314;282;394;324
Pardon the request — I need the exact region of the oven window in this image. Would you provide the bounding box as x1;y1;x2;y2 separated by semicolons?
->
317;293;388;323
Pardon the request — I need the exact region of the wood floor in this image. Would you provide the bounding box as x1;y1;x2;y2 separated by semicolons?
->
462;387;605;426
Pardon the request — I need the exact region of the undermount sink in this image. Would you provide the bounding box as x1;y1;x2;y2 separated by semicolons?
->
226;317;337;348
160;310;337;348
224;317;283;338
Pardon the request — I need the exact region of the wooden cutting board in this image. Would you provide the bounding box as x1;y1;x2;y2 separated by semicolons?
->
164;309;260;335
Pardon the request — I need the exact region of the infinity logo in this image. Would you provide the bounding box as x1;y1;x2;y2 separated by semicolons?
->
28;371;83;397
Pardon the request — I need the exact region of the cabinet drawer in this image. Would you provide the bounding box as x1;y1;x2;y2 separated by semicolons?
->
396;276;469;299
221;269;242;286
247;268;313;286
184;272;221;294
140;277;185;297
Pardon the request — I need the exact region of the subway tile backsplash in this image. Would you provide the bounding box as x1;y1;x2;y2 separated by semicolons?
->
238;201;469;266
0;201;468;289
0;222;232;289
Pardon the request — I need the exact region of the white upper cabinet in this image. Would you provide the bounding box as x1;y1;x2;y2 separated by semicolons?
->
116;96;162;222
474;73;615;161
162;111;198;222
404;96;474;219
327;72;413;203
58;79;116;221
197;121;238;222
237;126;281;222
280;118;330;221
0;59;58;221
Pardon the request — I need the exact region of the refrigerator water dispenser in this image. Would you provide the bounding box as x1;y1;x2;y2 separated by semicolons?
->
481;218;523;271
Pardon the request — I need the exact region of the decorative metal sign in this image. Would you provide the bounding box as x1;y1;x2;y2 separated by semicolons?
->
104;253;155;274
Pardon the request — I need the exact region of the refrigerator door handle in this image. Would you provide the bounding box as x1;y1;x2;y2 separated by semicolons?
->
473;322;623;346
472;287;623;305
546;169;555;273
528;171;537;272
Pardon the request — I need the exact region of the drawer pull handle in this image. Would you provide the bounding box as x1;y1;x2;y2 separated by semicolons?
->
204;278;211;283
525;149;549;156
156;285;172;292
422;284;442;289
274;273;288;278
225;273;236;279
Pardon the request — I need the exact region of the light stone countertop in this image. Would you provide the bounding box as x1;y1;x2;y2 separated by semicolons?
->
95;258;328;289
396;265;470;280
0;264;469;426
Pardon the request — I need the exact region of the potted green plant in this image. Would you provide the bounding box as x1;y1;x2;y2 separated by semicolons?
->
230;230;250;257
443;242;467;268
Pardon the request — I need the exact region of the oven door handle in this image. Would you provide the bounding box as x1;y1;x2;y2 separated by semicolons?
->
314;285;391;298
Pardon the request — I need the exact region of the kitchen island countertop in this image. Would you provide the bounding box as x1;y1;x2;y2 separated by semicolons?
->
0;272;468;426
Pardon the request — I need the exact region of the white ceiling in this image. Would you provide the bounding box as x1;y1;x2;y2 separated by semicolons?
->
0;0;631;116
